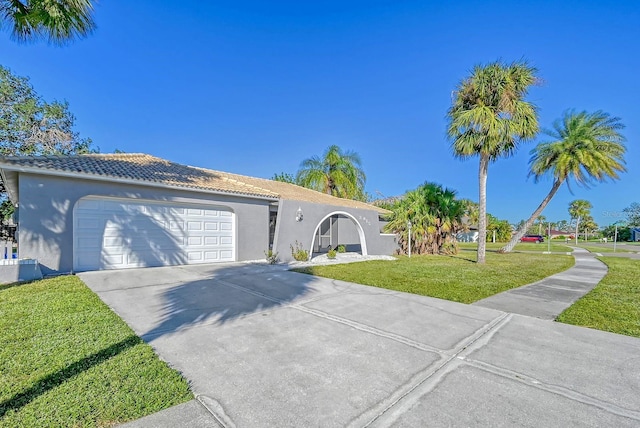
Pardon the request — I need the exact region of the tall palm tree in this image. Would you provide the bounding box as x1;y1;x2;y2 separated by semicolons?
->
447;60;539;263
296;145;366;200
569;199;593;244
500;110;626;252
1;0;95;45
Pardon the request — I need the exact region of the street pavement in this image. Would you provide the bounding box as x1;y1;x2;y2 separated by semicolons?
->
79;261;640;427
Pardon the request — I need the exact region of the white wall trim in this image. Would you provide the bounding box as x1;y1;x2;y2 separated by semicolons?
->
308;211;368;260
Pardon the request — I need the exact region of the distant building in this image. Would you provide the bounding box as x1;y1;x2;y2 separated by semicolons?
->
548;229;573;239
631;228;640;242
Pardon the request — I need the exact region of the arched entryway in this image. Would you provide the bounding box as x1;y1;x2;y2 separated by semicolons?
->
308;211;368;259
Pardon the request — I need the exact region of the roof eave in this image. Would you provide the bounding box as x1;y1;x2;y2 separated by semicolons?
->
0;164;279;202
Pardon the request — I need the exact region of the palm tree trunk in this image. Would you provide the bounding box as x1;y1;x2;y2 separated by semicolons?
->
499;179;563;253
477;154;489;264
575;219;580;245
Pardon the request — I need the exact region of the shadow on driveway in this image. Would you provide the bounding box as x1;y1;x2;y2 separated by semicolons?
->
81;263;317;342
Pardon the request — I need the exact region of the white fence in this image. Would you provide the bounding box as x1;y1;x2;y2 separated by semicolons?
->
0;240;17;261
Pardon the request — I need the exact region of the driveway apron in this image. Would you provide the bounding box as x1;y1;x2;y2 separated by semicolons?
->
79;263;640;427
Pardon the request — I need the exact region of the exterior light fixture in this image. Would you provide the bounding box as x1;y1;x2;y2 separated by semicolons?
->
296;207;304;222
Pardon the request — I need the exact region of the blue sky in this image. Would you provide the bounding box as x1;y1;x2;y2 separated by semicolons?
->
2;0;638;227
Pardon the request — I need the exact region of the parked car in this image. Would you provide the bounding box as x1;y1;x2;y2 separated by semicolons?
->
520;235;544;243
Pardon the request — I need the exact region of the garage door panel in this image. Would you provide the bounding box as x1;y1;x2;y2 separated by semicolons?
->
188;236;203;246
104;255;125;266
187;251;204;261
204;222;219;231
170;221;185;231
74;198;235;271
204;236;219;245
77;251;103;266
187;208;204;216
77;218;101;230
78;237;102;249
103;236;126;248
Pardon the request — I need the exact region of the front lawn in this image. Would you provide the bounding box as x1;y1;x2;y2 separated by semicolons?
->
557;257;640;338
294;252;574;304
572;244;633;253
0;276;192;427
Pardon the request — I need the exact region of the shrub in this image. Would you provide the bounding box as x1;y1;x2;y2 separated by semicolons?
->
557;235;566;240
440;241;458;255
337;244;346;253
264;249;279;264
290;241;309;261
327;248;337;259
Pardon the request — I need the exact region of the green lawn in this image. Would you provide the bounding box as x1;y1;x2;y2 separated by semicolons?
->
0;276;192;427
572;244;633;253
458;242;572;253
294;251;574;304
557;257;640;338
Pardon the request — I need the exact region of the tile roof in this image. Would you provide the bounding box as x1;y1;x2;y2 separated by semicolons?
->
0;153;388;213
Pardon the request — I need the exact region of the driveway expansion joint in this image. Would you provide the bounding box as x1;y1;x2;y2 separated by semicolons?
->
196;395;236;428
464;360;640;422
354;313;512;427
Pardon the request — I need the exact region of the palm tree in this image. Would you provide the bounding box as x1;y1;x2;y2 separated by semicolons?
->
500;110;626;252
578;215;597;241
1;0;96;45
569;200;593;244
536;215;546;236
384;182;465;255
447;60;539;263
296;145;366;200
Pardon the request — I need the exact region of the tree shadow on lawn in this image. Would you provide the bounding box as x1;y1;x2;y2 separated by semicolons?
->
0;335;140;418
140;264;316;342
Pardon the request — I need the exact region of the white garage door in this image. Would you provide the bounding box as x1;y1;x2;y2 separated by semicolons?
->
73;197;235;271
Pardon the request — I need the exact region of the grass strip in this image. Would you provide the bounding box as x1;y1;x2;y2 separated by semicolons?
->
458;242;572;253
294;252;573;304
0;276;192;427
571;244;633;253
557;257;640;338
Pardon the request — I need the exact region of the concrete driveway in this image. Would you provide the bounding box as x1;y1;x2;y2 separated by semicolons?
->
79;263;640;427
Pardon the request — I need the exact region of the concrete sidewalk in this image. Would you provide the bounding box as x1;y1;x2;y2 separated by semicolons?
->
473;247;608;319
78;261;640;427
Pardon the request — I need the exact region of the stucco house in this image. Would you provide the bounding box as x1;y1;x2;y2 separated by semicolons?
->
0;153;397;275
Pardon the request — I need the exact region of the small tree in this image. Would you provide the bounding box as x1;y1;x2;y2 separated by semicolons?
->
0;65;95;217
486;214;512;242
384;182;465;255
623;202;640;226
296;145;367;201
271;172;297;184
569;200;592;243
